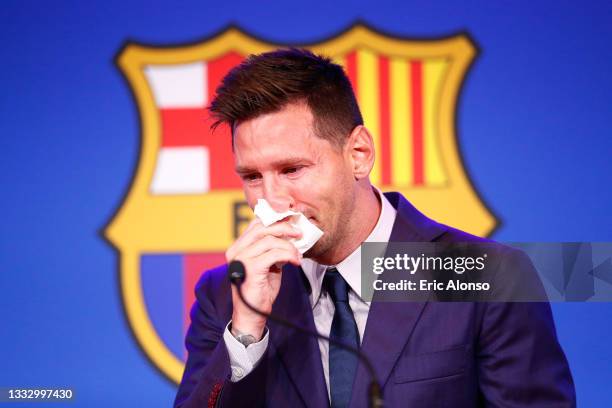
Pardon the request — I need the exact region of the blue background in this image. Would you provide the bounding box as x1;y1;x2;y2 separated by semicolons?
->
1;1;611;406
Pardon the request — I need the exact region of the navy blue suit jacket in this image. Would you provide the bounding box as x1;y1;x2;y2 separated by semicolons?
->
175;192;576;407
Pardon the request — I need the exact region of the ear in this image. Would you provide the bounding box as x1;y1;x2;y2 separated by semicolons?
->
345;125;375;180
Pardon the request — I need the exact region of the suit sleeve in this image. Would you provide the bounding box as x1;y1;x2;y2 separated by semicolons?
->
476;250;576;407
174;269;268;408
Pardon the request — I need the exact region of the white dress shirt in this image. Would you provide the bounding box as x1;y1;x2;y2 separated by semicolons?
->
223;188;397;396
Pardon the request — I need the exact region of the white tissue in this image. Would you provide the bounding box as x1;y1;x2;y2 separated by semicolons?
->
253;199;324;254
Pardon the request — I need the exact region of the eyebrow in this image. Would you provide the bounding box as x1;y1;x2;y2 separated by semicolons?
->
235;157;310;174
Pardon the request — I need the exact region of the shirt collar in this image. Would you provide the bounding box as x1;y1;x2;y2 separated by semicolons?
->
300;187;397;306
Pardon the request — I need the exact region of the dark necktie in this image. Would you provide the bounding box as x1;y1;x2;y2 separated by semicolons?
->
323;267;360;408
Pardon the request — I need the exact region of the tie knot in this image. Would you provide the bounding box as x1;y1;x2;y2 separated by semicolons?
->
323;267;350;303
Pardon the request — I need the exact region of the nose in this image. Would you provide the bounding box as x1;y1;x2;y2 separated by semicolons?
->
262;175;294;212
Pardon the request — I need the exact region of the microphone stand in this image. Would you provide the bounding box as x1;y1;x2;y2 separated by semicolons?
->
228;260;384;408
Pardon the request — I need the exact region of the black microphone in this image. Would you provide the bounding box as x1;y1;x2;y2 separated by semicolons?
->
228;260;384;408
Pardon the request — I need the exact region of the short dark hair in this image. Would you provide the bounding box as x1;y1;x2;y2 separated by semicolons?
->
209;48;363;147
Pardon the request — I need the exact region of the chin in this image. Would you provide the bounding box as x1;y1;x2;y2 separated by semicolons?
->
303;243;319;259
303;235;331;261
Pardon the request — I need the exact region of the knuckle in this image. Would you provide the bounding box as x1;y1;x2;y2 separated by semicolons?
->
275;247;291;260
253;228;267;241
268;222;290;235
263;235;277;245
225;249;233;263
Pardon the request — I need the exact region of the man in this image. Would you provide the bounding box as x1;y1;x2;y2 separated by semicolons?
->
174;49;575;407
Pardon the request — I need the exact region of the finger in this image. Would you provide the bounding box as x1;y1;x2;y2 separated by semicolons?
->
234;219;264;246
236;245;301;278
229;221;301;260
239;235;301;261
251;247;302;272
256;221;302;240
227;219;265;261
242;218;262;234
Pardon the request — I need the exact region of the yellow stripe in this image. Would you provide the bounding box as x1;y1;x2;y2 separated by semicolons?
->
423;59;447;185
389;58;412;186
357;48;381;185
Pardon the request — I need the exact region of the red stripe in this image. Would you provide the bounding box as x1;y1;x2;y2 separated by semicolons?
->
205;52;245;189
379;56;392;185
160;108;208;146
346;51;358;99
410;61;424;185
183;252;227;352
207;52;243;102
158;53;245;189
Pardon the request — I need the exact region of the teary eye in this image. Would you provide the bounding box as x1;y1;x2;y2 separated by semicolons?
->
242;173;261;182
283;166;303;175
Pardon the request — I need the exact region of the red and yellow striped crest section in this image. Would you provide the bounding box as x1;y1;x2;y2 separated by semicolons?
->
342;51;447;187
105;25;498;385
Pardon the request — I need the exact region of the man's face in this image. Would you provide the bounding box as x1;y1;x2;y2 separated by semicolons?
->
233;102;356;261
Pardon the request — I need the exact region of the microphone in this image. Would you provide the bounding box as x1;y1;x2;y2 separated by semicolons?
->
228;260;384;408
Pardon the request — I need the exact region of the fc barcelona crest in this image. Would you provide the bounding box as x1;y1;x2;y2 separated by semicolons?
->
104;24;498;383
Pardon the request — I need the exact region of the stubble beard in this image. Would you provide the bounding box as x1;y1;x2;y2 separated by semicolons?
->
303;190;355;264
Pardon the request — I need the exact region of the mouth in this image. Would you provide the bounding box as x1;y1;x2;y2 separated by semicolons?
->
298;209;319;226
307;217;321;228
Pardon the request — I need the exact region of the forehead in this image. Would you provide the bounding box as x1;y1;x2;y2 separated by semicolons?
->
233;103;328;167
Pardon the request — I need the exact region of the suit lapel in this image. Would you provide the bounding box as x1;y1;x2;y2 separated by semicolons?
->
350;192;447;406
268;263;330;408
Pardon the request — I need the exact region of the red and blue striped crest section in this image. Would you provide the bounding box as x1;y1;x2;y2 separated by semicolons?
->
140;253;225;360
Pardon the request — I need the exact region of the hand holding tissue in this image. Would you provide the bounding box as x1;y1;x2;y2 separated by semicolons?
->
253;199;324;255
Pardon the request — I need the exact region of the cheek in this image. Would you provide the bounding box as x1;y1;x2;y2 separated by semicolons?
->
242;187;260;209
291;174;328;203
297;181;340;222
301;164;349;208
